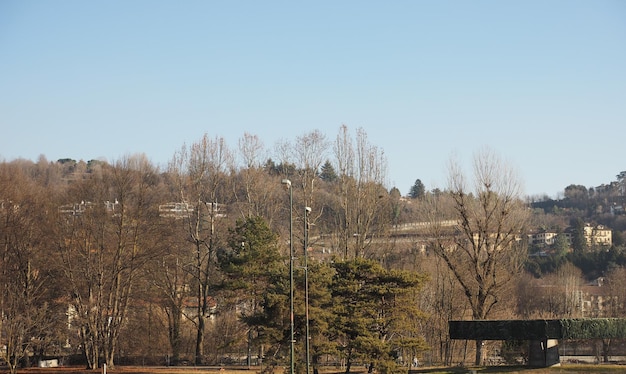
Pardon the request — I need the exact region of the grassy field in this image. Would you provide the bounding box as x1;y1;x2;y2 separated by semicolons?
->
5;364;626;374
409;364;626;373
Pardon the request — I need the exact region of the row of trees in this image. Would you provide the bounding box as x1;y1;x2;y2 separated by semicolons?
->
0;127;572;373
2;127;430;373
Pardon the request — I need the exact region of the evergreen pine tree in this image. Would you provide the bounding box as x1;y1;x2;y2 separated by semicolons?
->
319;160;338;182
408;179;425;199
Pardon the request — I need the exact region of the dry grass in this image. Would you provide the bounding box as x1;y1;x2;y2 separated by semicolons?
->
410;364;626;373
4;364;626;374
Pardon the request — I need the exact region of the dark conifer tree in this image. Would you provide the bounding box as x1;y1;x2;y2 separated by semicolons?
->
319;160;338;182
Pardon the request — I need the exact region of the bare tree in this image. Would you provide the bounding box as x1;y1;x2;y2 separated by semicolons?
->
596;266;626;362
292;130;329;208
332;125;389;259
516;263;585;321
416;255;468;366
0;165;56;374
169;134;234;365
143;203;192;365
425;148;529;365
233;133;280;221
56;155;160;369
555;262;585;318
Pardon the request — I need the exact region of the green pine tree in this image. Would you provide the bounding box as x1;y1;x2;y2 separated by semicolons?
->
319;160;338;182
408;179;425;199
570;218;587;252
220;216;287;368
329;258;427;374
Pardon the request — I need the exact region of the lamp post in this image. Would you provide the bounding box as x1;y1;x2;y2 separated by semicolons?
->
281;179;294;374
304;206;311;374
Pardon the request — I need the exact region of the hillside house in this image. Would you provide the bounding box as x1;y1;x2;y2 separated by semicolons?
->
529;223;612;251
583;224;612;247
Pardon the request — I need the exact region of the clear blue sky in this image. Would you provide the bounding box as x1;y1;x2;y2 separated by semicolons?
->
1;1;625;198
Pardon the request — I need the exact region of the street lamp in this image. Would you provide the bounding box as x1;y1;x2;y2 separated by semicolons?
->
281;179;295;374
304;206;311;374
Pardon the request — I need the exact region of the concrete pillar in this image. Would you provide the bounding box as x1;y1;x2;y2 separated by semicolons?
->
528;339;560;367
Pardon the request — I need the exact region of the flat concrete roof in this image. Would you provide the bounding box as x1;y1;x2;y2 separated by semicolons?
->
449;318;626;340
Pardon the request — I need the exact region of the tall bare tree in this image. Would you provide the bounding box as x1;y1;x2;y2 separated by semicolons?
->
332;125;388;259
169;134;234;364
293;130;329;208
425;148;529;365
143;204;192;365
56;155;160;369
0;164;56;374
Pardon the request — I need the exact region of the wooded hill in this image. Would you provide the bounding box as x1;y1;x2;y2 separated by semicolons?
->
2;138;626;372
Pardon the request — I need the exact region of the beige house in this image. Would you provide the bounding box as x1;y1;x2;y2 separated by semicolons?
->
583;224;612;247
528;223;612;251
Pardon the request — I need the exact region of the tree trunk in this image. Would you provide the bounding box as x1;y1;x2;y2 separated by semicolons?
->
603;339;610;363
80;325;98;370
104;348;115;370
344;361;351;374
167;303;182;365
475;339;484;366
344;352;353;374
195;309;205;365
